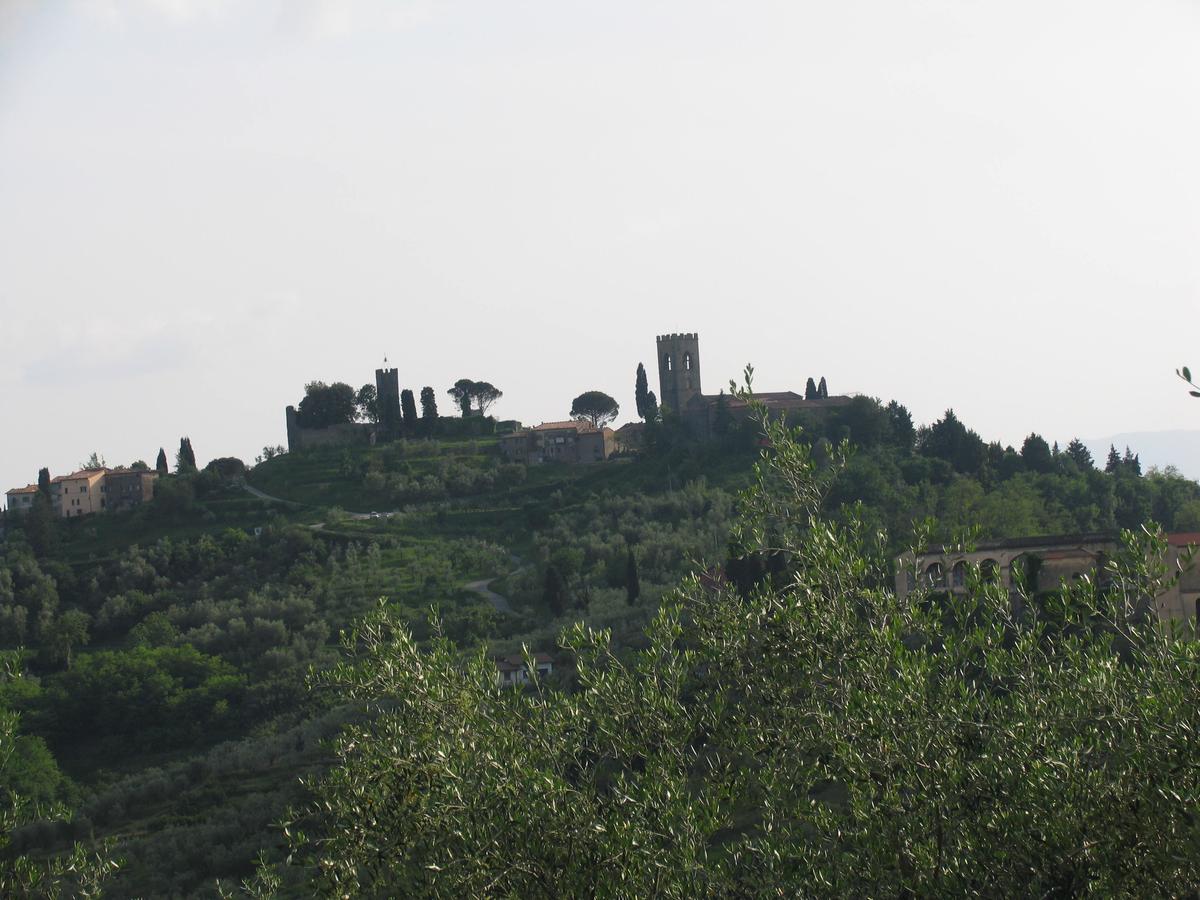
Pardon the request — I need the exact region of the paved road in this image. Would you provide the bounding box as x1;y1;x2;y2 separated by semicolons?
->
463;577;514;614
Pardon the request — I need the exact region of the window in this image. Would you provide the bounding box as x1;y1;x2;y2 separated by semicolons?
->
684;352;693;371
664;353;673;372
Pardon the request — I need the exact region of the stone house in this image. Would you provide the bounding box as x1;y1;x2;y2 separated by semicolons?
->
500;421;615;465
52;468;110;518
495;653;555;688
4;485;39;516
104;469;159;513
896;532;1200;635
7;468;158;520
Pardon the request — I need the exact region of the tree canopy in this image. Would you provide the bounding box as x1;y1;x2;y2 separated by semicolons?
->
447;380;503;417
282;400;1200;897
570;391;620;428
296;382;358;429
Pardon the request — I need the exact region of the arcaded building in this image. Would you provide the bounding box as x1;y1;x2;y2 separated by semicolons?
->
896;532;1200;634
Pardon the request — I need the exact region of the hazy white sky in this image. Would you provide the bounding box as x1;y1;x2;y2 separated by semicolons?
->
2;0;1199;490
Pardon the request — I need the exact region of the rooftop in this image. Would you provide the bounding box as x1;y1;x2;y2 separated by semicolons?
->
6;484;39;495
531;420;598;433
51;468;111;483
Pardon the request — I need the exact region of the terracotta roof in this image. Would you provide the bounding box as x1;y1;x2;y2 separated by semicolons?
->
716;392;853;410
532;420;597;433
6;484;38;495
616;422;644;433
1168;532;1200;547
495;653;554;671
51;468;110;483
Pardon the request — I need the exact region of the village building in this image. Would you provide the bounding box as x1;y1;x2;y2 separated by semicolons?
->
655;332;852;438
51;468;111;517
499;420;616;465
6;468;158;520
4;485;39;516
896;532;1200;634
495;653;554;688
104;469;159;512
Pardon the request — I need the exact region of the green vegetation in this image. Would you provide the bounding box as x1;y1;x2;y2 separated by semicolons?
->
1;390;1199;895
273;402;1200;896
570;390;620;428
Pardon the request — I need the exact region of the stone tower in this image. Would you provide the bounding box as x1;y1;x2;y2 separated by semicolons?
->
376;365;401;438
656;332;702;414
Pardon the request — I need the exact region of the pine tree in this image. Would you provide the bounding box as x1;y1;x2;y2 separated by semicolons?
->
625;549;640;606
1105;445;1121;473
401;389;418;433
1122;446;1142;477
156;448;169;476
420;386;438;421
805;378;818;400
543;565;566;617
37;467;50;497
817;377;828;399
635;363;650;419
1065;438;1094;470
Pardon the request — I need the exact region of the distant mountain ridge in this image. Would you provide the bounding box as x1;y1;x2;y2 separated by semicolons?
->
1083;431;1200;482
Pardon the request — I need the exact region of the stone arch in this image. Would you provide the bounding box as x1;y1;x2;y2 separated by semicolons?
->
980;558;999;583
951;560;968;589
924;561;946;589
1010;553;1041;593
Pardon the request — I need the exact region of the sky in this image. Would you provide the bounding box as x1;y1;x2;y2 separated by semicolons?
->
1;0;1199;491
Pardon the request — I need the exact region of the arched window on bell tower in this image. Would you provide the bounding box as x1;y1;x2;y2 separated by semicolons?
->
683;352;692;371
664;353;673;372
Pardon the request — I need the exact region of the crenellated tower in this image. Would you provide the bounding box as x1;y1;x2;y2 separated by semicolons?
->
376;364;402;437
656;332;702;414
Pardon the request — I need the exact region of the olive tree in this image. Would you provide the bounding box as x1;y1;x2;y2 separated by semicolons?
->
280;386;1200;897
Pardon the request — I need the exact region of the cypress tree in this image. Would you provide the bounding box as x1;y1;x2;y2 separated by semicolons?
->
543;565;566;617
714;390;733;436
37;467;50;497
625;549;640;606
805;378;818;400
635;363;650;419
817;377;828;399
401;389;418;433
644;390;659;422
156;448;169;476
178;437;197;472
420;386;438;421
1105;445;1121;473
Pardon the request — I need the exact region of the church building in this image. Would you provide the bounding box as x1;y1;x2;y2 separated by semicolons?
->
656;332;851;437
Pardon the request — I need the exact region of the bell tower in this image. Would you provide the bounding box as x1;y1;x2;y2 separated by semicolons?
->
656;332;702;414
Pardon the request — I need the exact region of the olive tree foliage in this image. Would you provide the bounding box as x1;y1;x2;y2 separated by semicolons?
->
0;662;119;897
280;383;1200;897
1177;364;1199;397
